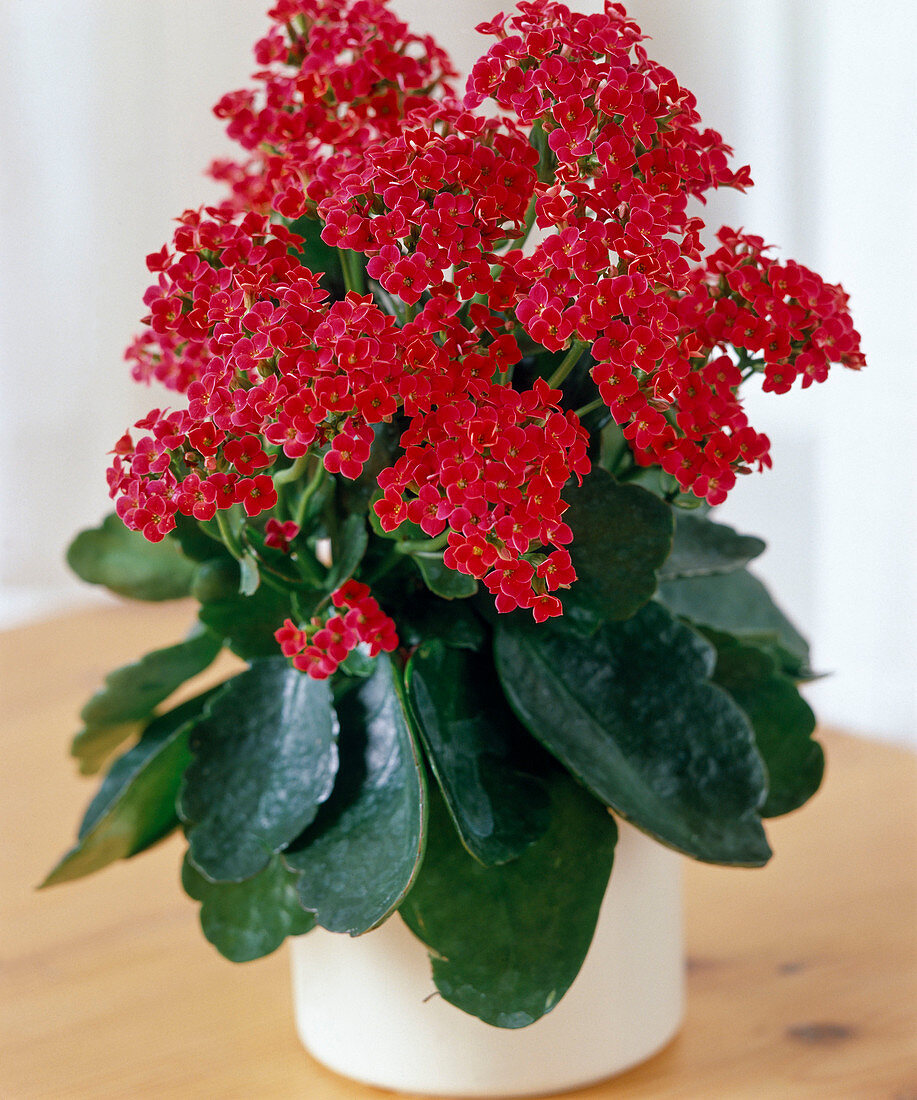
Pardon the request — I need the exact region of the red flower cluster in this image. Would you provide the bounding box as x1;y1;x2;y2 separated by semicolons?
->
377;371;589;621
106;0;864;675
275;580;399;678
320;103;538;304
211;0;454;215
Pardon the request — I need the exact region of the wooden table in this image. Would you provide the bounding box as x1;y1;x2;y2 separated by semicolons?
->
2;603;915;1098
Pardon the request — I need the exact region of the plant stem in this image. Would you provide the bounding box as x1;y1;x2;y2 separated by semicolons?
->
215;508;244;560
547;340;588;388
339;249;366;296
572;397;603;419
273;454;309;486
394;530;450;555
295;460;327;528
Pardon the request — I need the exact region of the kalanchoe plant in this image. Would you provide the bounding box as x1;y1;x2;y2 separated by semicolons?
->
47;0;863;1027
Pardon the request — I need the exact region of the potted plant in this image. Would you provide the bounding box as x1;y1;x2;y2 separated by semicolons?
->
45;0;864;1094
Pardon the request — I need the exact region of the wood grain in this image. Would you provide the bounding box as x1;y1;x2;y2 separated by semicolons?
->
2;602;915;1098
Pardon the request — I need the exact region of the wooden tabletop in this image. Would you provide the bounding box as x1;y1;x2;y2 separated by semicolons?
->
2;602;915;1099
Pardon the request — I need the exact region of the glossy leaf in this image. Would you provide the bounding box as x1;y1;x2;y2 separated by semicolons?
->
494;602;771;866
66;513;195;601
657;568;810;665
179;661;338;882
407;640;549;865
399;773;616;1028
412;553;478;599
284;655;426;934
563;468;673;623
397;592;486;651
79;628;221;728
42;693;212;886
708;632;823;817
659;512;766;580
197;582;295;660
327;513;368;591
182;853;315;962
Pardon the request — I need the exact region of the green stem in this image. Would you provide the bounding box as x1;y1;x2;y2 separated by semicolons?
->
295;460;327;528
394;530;450;555
339;249;366;296
572;397;603;419
547;340;588;388
215;508;244;560
273;454;309;486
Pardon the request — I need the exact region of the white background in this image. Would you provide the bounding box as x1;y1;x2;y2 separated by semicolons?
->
1;1;914;744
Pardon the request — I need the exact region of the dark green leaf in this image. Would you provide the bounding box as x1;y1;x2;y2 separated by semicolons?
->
284;655;426;934
190;558;241;603
326;513;368;590
494;603;771;866
42;693;212;886
656;568;810;666
179;661;338;882
564;468;673;623
397;593;486;651
197;581;295;660
399;772;616;1028
659;512;766;580
412;554;478;599
79;628;221;728
170;515;231;564
67;513;195;601
288;215;345;288
182;853;315;962
407;641;549;865
72;627;220;775
708;633;823;817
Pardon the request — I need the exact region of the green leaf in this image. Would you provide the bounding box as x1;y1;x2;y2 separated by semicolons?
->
178;661;339;882
170;515;231;564
407;641;549;865
707;633;823;817
659;511;766;580
563;468;673;623
238;552;261;596
284;655;426;934
42;693;212;886
326;513;368;591
197;581;295;660
397;594;486;651
66;513;195;601
412;553;478;599
288;214;345;288
190;558;241;603
494;603;771;866
181;853;315;962
70;722;140;776
71;627;221;775
79;628;221;728
399;772;617;1028
656;568;810;666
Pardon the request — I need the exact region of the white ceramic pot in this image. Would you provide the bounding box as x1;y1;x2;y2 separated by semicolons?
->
290;820;684;1097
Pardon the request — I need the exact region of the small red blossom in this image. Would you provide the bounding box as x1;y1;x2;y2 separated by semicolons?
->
264;519;300;553
276;580;399;680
